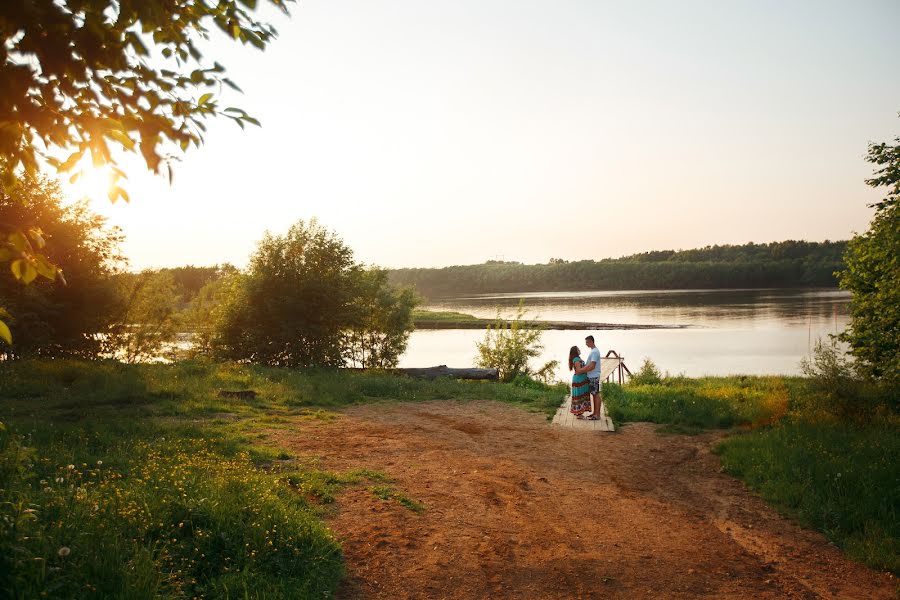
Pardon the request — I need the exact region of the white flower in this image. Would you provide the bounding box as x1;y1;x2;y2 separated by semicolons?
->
66;464;75;471
57;547;71;557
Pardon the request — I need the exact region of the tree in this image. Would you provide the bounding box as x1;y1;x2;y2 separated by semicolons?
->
838;127;900;388
475;303;558;383
344;269;417;368
105;270;182;363
212;220;359;367
0;0;291;342
212;220;419;368
0;177;124;358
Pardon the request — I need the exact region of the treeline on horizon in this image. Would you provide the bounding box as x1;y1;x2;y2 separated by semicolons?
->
386;240;848;298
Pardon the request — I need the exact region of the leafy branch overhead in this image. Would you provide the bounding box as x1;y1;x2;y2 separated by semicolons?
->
0;0;291;192
0;0;291;344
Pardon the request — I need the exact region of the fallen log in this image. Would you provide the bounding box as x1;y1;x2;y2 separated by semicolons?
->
393;365;499;380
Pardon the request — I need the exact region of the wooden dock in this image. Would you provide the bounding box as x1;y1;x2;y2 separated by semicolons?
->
551;357;622;432
551;395;615;431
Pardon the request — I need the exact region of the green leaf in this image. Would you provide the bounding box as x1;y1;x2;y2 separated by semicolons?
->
35;254;57;280
242;116;261;127
106;129;136;150
21;261;38;284
0;319;11;345
199;93;213;105
8;232;29;252
10;259;23;280
27;228;46;249
59;149;84;172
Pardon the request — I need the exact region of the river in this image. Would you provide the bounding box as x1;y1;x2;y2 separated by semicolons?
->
400;288;851;380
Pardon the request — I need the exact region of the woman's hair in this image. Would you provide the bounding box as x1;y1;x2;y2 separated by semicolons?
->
568;346;580;371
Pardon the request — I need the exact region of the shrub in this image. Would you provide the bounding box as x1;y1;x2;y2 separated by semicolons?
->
629;358;663;385
211;220;417;368
475;303;558;383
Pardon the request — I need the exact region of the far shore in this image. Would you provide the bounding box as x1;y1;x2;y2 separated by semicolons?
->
412;309;692;331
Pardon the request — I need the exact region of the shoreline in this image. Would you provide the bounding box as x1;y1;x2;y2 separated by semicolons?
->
413;319;692;330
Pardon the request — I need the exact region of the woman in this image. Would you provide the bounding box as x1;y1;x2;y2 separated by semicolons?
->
569;345;595;419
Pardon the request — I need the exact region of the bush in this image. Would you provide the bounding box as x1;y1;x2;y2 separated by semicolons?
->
0;178;124;359
475;303;558;383
629;358;663;385
799;339;897;420
211;220;417;368
837;130;900;389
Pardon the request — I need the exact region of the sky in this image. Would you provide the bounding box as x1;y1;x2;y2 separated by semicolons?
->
67;0;900;270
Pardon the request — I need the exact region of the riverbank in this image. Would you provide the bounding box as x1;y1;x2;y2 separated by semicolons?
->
412;309;691;330
1;361;895;597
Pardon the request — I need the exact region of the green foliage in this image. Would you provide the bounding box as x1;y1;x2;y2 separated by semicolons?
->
343;269;417;368
838;130;900;389
105;270;183;363
212;220;361;367
605;375;788;429
0;0;290;346
0;429;342;598
629;358;663;385
389;240;849;297
475;303;559;383
370;485;426;513
0;178;124;358
411;309;481;323
0;0;291;187
211;220;417;368
798;339;897;421
717;418;899;575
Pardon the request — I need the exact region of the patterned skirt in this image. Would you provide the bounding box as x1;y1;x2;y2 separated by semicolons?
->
571;375;592;415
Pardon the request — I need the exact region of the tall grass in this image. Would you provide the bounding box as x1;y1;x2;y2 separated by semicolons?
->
603;375;788;429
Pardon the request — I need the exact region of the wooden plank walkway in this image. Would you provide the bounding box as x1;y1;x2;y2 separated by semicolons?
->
551;358;620;432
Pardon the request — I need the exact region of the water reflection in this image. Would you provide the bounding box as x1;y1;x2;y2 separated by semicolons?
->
403;289;851;378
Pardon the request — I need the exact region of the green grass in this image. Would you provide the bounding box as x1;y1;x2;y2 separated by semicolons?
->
412;309;481;323
716;417;899;574
603;375;790;430
370;485;426;513
0;359;565;598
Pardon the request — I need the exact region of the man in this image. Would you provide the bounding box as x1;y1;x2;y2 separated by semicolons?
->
583;335;603;418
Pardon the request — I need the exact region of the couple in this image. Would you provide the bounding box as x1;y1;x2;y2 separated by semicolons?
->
569;335;603;420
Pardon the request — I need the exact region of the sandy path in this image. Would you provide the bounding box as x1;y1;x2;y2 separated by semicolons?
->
272;400;895;599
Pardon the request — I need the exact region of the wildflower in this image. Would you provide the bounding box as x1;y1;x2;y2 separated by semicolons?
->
96;460;103;466
55;477;64;483
58;547;71;557
67;464;75;471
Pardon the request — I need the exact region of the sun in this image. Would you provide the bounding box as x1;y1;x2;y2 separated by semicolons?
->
69;165;113;203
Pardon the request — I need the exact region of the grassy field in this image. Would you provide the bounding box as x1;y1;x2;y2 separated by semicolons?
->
0;360;565;598
412;309;482;323
603;370;899;575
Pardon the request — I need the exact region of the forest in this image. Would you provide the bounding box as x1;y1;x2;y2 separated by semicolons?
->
387;241;848;298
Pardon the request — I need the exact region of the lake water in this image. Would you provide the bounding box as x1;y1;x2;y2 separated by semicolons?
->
400;289;851;380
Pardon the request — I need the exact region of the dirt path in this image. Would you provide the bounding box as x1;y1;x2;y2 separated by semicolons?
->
272;400;895;599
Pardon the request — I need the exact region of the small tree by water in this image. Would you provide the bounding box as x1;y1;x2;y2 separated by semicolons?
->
475;303;558;383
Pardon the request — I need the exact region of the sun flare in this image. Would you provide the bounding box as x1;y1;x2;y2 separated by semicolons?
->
68;164;115;204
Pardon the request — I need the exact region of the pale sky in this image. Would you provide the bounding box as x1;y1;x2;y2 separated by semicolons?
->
68;0;900;270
